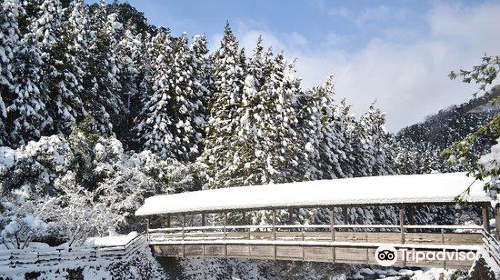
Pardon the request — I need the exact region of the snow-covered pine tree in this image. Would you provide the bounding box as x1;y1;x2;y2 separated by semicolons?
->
356;103;393;176
115;20;145;146
224;40;266;186
84;3;125;135
134;28;176;158
7;19;51;146
299;76;352;180
31;0;61;47
34;0;87;135
336;99;357;177
250;50;301;184
0;0;21;146
247;35;264;88
200;23;246;188
168;32;201;161
393;140;446;174
190;34;212;154
278;55;302;181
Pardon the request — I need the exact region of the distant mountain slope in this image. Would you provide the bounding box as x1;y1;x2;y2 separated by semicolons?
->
397;85;500;151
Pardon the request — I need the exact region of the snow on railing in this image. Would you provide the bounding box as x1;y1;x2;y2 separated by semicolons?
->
482;230;500;271
0;233;147;270
148;224;483;233
146;224;484;245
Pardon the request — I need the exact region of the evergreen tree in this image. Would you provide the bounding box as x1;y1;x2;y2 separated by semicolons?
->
225;40;266;186
8;32;51;145
299;76;352;180
352;103;393;176
247;36;264;89
84;4;125;134
190;34;212;152
200;23;245;188
250;51;301;184
169;33;199;161
0;0;21;145
116;20;145;145
38;0;87;135
31;0;61;47
134;28;175;158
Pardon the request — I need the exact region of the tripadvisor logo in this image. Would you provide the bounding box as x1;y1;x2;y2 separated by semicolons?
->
375;245;479;267
375;245;398;266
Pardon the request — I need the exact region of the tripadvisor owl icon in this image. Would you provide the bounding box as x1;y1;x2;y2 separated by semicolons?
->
375;245;398;266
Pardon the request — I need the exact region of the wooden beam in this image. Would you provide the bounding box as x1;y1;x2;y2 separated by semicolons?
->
166;214;171;228
330;207;335;241
224;211;228;256
272;209;277;240
409;205;415;225
343;207;348;225
483;203;491;232
496;206;500;240
145;217;150;242
223;211;228;239
182;214;186;240
400;204;405;244
408;205;415;233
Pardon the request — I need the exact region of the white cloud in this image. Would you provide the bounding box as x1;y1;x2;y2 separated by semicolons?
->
325;33;351;46
213;2;499;131
328;6;350;18
355;5;393;26
287;32;308;49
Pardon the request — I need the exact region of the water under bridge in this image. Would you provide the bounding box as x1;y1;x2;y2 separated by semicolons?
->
136;172;500;271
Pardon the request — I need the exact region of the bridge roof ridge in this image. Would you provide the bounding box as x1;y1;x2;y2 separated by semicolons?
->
136;172;491;216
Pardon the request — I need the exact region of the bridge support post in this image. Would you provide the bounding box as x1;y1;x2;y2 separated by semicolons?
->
182;214;186;239
482;202;491;233
272;209;277;240
182;214;186;258
166;214;171;228
273;209;277;260
145;217;150;242
223;211;228;256
495;205;500;240
400;204;405;244
408;205;415;233
223;211;227;239
331;207;336;263
330;207;335;242
343;207;348;225
201;213;205;227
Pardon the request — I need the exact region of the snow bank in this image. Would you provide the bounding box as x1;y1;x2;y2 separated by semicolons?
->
85;231;138;247
136;172;490;216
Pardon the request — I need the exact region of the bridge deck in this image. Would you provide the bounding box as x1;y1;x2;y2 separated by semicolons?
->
149;226;483;269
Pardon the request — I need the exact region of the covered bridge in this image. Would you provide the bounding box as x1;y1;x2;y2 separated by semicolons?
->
136;172;499;269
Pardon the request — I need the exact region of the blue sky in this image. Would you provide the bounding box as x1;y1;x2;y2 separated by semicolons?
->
88;0;500;131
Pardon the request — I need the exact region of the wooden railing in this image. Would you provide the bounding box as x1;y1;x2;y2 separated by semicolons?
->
483;230;500;269
147;224;484;246
0;234;147;270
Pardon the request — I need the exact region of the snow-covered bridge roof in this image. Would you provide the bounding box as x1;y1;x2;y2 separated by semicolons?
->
135;172;490;216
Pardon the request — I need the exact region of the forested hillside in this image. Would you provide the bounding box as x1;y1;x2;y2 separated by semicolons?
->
0;0;497;279
0;0;455;183
398;86;499;154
